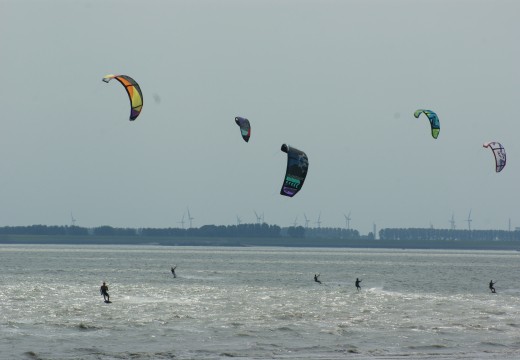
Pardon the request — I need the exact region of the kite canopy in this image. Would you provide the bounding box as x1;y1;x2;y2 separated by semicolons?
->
102;74;143;121
483;142;506;172
414;109;440;139
280;144;309;197
235;117;251;142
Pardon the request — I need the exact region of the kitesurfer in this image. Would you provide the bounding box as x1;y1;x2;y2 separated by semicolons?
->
355;278;362;291
100;281;110;302
171;266;177;278
489;280;496;293
314;274;321;284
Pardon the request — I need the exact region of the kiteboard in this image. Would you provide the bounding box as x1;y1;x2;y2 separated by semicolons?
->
104;300;112;304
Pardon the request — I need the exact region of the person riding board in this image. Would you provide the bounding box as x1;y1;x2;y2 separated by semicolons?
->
100;281;110;302
171;266;177;278
314;274;321;284
355;278;362;291
489;280;496;293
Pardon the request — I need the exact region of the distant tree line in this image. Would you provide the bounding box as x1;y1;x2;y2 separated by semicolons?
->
0;224;283;238
0;225;90;236
299;227;361;239
1;225;517;242
0;224;362;239
379;228;520;241
141;223;282;238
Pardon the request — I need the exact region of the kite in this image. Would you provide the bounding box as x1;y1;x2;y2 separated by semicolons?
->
483;142;506;172
280;144;309;197
235;117;251;142
102;74;143;121
414;109;440;139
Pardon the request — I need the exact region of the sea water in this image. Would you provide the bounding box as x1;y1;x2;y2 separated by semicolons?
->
1;245;520;359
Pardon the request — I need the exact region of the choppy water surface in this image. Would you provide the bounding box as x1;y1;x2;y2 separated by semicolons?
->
1;245;520;359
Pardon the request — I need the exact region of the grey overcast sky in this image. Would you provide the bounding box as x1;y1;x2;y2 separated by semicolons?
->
1;0;519;234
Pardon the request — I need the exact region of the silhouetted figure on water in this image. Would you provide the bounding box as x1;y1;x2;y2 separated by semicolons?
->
100;282;110;302
171;266;177;278
489;280;496;293
355;278;362;291
314;274;321;284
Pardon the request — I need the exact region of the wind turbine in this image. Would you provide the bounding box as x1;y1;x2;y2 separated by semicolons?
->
236;216;242;225
254;210;262;224
292;216;298;227
303;213;310;228
315;212;322;228
450;214;456;230
466;210;472;231
187;207;194;228
343;212;351;230
178;212;186;229
70;212;77;227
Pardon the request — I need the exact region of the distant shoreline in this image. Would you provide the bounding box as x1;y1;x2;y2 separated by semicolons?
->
0;234;518;251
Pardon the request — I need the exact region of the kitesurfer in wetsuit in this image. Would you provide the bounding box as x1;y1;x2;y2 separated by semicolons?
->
355;278;362;291
489;280;496;293
171;266;177;278
314;274;321;284
100;282;110;302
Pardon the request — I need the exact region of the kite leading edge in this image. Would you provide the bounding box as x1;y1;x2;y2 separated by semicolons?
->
483;141;506;172
414;109;440;139
103;74;143;121
280;144;309;197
